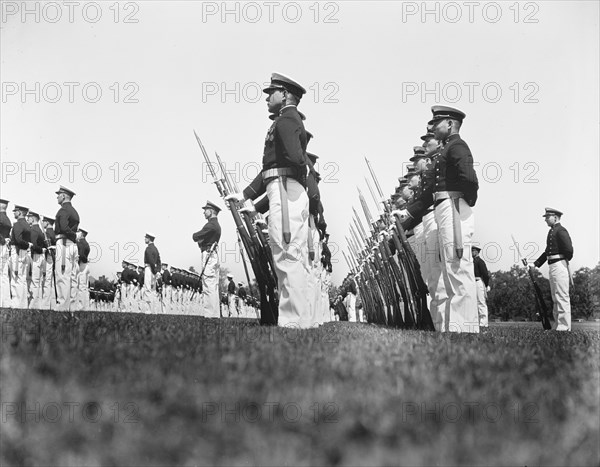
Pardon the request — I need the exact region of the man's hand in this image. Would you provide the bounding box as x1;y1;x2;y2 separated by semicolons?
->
238;201;257;215
224;192;245;203
392;209;410;221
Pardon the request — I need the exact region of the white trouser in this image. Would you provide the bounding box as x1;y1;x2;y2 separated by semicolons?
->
412;222;425;263
200;249;220;318
435;198;478;333
475;279;488;327
55;240;78;311
321;271;331;323
162;285;171;314
40;253;55;310
10;249;30;309
76;263;90;311
1;244;12;307
227;293;236;317
421;211;447;331
549;260;571;331
143;266;157;313
119;283;128;312
29;253;44;309
266;177;311;328
345;293;357;322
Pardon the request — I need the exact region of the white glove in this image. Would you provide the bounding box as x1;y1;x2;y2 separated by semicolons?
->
392;209;410;221
224;192;245;203
238;200;256;214
486;286;491;293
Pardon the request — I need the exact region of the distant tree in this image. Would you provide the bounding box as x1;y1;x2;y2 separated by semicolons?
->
590;263;600;317
93;275;115;292
571;263;600;319
487;265;551;321
189;266;197;273
218;266;231;294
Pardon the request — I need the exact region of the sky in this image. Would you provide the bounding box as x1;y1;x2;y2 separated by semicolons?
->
1;0;599;286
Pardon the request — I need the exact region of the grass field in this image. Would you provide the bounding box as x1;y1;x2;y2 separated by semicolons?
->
1;309;599;466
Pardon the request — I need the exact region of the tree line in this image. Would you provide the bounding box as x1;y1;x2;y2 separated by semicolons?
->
487;262;600;321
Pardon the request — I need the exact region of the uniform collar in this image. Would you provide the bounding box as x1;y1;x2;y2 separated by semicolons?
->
444;133;461;144
279;105;297;115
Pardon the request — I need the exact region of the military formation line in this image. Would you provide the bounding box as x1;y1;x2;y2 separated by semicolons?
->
1;72;574;331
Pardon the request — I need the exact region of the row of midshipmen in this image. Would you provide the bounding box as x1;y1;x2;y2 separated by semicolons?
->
0;187;89;311
368;105;573;332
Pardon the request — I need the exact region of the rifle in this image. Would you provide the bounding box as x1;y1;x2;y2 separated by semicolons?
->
364;158;435;331
356;194;408;327
214;151;261;304
511;235;551;330
194;131;279;325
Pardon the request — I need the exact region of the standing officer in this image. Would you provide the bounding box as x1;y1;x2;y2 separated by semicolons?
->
143;233;161;313
533;208;574;331
192;201;222;318
428;106;479;333
227;73;311;328
27;211;46;309
54;186;80;311
472;246;490;328
76;228;91;310
10;205;32;309
0;199;12;307
40;215;57;310
226;273;236;317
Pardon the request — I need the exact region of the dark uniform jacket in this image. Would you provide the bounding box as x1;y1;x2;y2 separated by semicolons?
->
534;223;573;267
171;271;181;289
227;280;236;294
193;217;221;251
406;156;438;220
144;243;161;274
243;105;308;200
10;218;31;252
162;269;172;285
30;224;46;255
473;256;490;287
78;237;90;264
434;134;478;206
121;267;134;285
54;202;80;242
238;286;247;299
0;212;11;246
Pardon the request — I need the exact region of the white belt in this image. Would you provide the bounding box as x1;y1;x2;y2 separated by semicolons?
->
548;254;566;260
475;277;482;281
433;191;463;202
